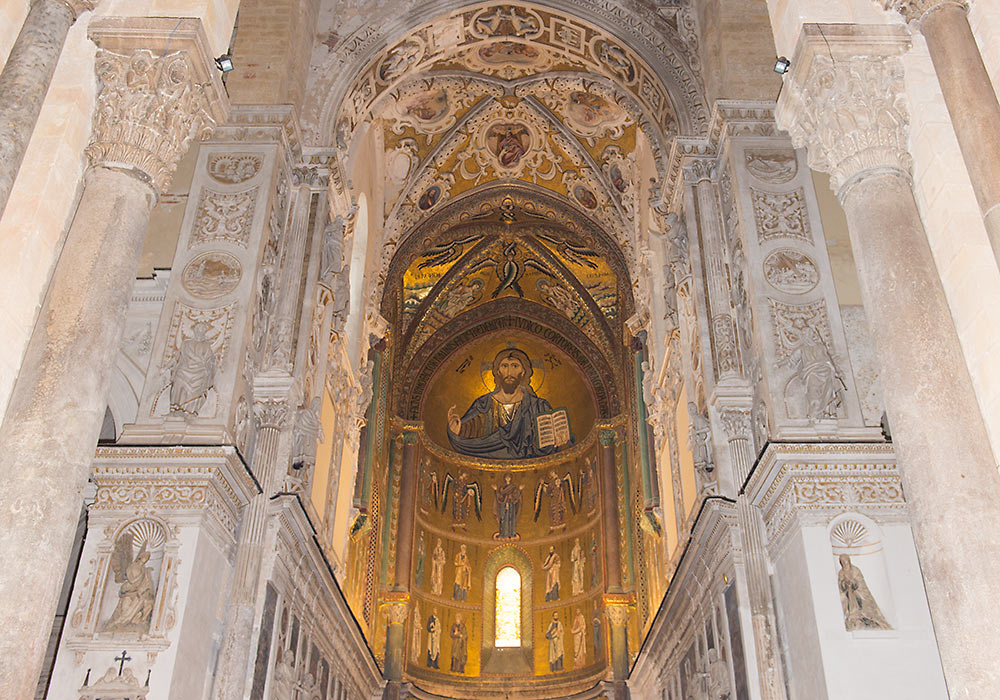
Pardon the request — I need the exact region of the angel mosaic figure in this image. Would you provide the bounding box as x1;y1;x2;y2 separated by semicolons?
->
104;536;156;634
534;470;578;531
440;471;482;528
420;460;439;512
579;457;598;513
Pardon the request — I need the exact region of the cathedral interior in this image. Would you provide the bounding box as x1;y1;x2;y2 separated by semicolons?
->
1;0;1000;699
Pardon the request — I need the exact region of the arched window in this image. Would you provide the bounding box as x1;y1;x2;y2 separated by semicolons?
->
495;566;521;647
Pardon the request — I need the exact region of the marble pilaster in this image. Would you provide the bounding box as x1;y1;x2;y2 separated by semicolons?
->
0;0;95;220
0;18;224;698
778;24;1000;697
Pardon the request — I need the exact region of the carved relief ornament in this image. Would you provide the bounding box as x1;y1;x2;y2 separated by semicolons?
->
86;19;228;194
881;0;968;24
776;26;912;195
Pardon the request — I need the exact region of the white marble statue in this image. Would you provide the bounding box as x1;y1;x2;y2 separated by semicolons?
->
105;539;156;634
688;402;714;476
169;322;216;416
838;555;891;630
291;397;324;470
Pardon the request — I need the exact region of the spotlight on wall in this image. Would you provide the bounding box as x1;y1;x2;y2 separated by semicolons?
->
215;54;235;73
773;56;791;75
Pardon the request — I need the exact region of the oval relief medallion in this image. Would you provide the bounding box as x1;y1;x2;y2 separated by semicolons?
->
763;249;819;294
182;252;243;299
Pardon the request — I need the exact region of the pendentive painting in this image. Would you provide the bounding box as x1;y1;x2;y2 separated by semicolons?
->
421;331;597;460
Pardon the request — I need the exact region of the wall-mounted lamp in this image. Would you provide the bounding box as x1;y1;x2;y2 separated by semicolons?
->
773;56;791;75
215;54;235;73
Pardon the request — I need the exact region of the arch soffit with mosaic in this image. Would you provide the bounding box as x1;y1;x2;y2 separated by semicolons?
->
309;0;708;149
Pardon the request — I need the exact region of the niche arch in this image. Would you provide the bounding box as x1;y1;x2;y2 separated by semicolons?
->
482;545;533;674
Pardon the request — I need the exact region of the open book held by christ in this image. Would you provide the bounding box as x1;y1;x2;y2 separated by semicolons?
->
536;409;571;450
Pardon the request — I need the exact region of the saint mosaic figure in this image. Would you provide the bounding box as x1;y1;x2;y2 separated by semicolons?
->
431;539;446;596
534;470;578;531
493;472;523;539
427;609;441;668
546;612;565;671
411;607;422;664
169;321;216;416
591;536;600;587
837;555;891;630
420;460;439;512
542;545;561;601
572;608;587;667
592;611;603;657
440;471;482;527
453;544;471;601
580;457;598;513
104;538;156;634
415;532;426;587
450;613;468;673
571;538;586;596
447;348;568;459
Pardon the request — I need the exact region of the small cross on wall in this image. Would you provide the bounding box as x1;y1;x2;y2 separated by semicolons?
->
114;650;131;676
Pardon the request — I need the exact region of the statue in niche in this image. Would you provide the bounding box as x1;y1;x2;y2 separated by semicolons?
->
104;536;156;634
780;316;845;421
319;215;347;290
290;397;323;471
169;322;216;416
235;397;251;456
571;537;586;596
542;545;561;601
415;532;426;588
411;607;422;664
572;608;587;667
431;539;446;596
707;648;731;700
450;613;468;673
837;555;891;630
447;348;570;459
453;544;471;601
493;472;523;540
688;403;714;477
439;471;482;528
533;470;577;531
545;612;565;672
427;609;441;668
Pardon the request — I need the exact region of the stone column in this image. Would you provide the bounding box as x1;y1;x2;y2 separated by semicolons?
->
0;19;224;698
721;408;787;700
381;599;409;699
393;432;419;590
886;0;1000;269
687;159;740;382
599;428;623;591
606;602;630;694
779;24;1000;697
213;392;288;700
0;0;96;221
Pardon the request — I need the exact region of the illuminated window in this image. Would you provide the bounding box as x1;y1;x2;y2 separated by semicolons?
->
495;566;521;647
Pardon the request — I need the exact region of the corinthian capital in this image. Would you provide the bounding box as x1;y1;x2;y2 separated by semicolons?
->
86;18;228;193
881;0;968;24
48;0;98;19
776;25;912;196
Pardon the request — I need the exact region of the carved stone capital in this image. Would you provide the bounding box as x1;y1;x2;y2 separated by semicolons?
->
254;400;288;430
682;157;716;185
38;0;98;19
720;408;752;441
599;428;618;447
605;603;630;626
881;0;968;24
777;25;912;195
86;18;228;194
381;601;410;626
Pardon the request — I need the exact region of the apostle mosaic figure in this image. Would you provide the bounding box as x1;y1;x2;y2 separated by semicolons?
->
542;545;561;601
447;348;569;459
546;612;565;671
580;457;598;513
453;544;471;601
169;322;216;416
571;537;586;596
493;472;523;539
837;555;891;630
572;608;587;667
431;539;446;596
591;536;600;587
427;609;441;668
450;613;468;673
592;611;603;657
